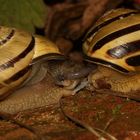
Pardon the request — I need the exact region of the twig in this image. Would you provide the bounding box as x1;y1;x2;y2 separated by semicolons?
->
104;117;115;131
95;128;118;140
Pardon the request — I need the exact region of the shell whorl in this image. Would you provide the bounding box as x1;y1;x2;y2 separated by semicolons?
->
83;8;140;73
0;26;64;98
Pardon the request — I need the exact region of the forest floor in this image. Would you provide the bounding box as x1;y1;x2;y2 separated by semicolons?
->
0;90;139;140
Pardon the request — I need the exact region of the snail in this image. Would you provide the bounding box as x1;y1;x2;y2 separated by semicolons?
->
0;26;93;114
83;8;140;100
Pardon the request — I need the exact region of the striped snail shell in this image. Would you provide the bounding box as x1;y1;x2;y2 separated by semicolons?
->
83;8;140;74
0;26;64;99
82;8;140;100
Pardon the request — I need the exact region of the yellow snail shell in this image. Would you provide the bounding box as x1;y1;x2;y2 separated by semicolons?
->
0;26;64;99
83;8;140;100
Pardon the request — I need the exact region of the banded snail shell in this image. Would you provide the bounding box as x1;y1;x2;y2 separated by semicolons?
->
0;26;64;99
83;8;140;74
82;8;140;99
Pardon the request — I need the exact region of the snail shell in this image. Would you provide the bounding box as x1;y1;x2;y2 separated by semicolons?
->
83;8;140;99
83;8;140;73
0;26;64;100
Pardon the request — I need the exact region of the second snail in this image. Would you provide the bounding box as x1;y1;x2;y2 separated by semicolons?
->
83;8;140;100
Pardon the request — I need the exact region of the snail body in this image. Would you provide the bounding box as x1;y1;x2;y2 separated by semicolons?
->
83;8;140;100
0;69;74;114
0;58;90;114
